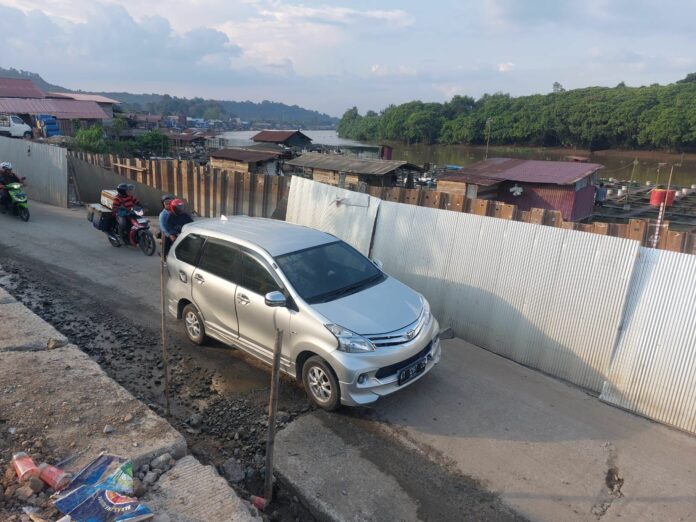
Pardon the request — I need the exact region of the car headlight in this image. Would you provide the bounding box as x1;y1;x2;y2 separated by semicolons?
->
420;296;432;326
325;324;376;353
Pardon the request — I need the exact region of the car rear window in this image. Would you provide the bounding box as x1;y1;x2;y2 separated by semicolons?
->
175;233;205;265
197;240;241;284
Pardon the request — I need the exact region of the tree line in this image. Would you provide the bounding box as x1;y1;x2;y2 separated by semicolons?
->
337;74;696;151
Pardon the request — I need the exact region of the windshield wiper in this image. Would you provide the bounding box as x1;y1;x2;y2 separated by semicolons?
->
314;273;383;303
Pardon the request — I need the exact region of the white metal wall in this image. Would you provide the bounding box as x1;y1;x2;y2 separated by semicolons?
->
371;201;640;392
286;176;380;256
0;137;68;207
600;248;696;433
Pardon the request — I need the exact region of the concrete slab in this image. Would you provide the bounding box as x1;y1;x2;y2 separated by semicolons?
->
0;299;68;352
146;455;260;522
0;345;186;469
275;413;421;522
372;338;696;522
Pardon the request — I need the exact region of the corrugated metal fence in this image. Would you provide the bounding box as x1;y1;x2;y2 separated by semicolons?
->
288;178;696;434
287;176;380;256
600;248;696;433
0;137;68;207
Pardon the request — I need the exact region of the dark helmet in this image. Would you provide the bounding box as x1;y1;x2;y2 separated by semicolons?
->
117;183;129;196
161;194;174;208
170;198;185;215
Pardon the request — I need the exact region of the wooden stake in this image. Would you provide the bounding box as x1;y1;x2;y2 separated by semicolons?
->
264;329;284;503
160;238;170;416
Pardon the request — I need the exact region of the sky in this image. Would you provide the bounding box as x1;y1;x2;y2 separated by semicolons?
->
1;0;695;116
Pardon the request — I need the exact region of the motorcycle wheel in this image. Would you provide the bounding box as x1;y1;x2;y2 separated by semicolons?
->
18;207;30;222
107;234;121;247
139;230;156;256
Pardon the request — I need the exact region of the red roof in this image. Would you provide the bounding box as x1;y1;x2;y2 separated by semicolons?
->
252;130;311;144
0;97;108;119
210;148;279;163
0;78;46;98
455;158;603;186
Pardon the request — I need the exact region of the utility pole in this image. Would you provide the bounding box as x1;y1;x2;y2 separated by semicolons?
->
264;329;283;502
652;164;675;249
484;118;492;160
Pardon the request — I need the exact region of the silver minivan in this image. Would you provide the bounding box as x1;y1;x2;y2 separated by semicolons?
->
166;217;441;410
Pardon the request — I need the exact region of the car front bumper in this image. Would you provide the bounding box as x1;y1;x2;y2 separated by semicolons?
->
332;318;442;406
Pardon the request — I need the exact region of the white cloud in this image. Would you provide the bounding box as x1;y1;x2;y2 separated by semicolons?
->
498;62;515;72
370;64;417;77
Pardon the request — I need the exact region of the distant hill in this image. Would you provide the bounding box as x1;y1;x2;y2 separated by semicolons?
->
0;67;338;127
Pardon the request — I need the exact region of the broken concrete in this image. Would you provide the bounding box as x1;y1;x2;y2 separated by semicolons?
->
146;455;260;521
276;413;421;522
0;288;68;352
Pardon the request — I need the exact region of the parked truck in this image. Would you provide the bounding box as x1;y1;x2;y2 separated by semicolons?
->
0;114;32;139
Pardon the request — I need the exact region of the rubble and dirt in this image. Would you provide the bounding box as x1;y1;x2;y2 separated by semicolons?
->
0;262;315;522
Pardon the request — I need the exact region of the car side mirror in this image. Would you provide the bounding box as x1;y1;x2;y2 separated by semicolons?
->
372;258;384;270
264;291;287;308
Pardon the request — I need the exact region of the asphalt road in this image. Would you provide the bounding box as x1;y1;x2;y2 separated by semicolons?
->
2;202;696;522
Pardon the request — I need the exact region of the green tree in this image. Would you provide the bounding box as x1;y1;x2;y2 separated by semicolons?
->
72;126;106;153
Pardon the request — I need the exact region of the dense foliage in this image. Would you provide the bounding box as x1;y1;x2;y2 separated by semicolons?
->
71;127;169;157
338;76;696;150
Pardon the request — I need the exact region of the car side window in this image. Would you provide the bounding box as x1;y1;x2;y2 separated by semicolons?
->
197;240;241;284
11;116;23;124
175;234;205;266
241;252;280;296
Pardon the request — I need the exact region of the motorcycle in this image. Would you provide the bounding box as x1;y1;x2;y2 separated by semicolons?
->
1;182;30;221
106;207;156;256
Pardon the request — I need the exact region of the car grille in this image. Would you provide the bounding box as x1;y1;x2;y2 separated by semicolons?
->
374;341;432;380
366;310;429;348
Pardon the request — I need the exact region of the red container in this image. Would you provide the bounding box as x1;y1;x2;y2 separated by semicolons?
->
39;463;71;490
11;452;40;481
649;189;676;207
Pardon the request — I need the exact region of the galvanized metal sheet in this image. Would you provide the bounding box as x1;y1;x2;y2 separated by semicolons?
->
286;176;380;256
0;137;67;207
600;248;696;434
372;202;640;392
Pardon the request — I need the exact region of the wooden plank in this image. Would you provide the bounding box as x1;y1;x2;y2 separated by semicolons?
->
420;190;440;209
520;210;531;223
402;189;420;206
627;219;648;245
368;186;383;199
384;187;404;203
470;199;490;216
219;172;229;216
561;222;576;230
684;232;696;256
529;208;545;225
665;230;686;252
233;171;245;215
445;193;465;212
614;223;628;238
577;223;594;233
544;210;563;227
592;222;609;235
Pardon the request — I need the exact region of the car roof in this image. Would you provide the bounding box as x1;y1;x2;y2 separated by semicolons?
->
184;216;337;257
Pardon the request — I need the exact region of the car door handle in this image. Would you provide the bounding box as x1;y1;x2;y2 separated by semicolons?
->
237;294;250;305
193;274;205;284
179;271;188;283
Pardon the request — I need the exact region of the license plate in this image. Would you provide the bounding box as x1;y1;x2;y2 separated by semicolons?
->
398;357;427;385
137;218;149;224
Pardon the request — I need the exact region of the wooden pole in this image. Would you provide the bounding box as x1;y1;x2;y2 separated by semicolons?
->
160;237;171;416
264;329;283;502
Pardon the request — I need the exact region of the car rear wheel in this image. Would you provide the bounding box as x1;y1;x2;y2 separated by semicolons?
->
302;356;340;411
183;304;206;345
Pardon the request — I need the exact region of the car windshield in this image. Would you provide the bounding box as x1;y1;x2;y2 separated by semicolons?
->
275;241;384;304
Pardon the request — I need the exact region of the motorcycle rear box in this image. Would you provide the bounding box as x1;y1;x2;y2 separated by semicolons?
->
90;204;113;231
100;190;118;210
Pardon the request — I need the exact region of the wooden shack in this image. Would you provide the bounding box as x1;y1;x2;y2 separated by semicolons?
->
286;153;423;188
209;148;280;174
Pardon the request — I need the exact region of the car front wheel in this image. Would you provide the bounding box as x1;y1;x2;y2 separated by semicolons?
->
182;304;206;345
302;356;340;411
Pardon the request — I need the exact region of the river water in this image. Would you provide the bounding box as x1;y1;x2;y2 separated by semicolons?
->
222;130;696;187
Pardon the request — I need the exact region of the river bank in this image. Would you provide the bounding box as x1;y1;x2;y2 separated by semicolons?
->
223;131;696;186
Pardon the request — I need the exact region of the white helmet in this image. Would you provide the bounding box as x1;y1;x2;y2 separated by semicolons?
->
0;162;12;170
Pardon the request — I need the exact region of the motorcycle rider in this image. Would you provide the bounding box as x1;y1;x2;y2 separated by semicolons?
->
159;194;175;256
0;162;26;213
165;199;193;245
112;182;140;240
